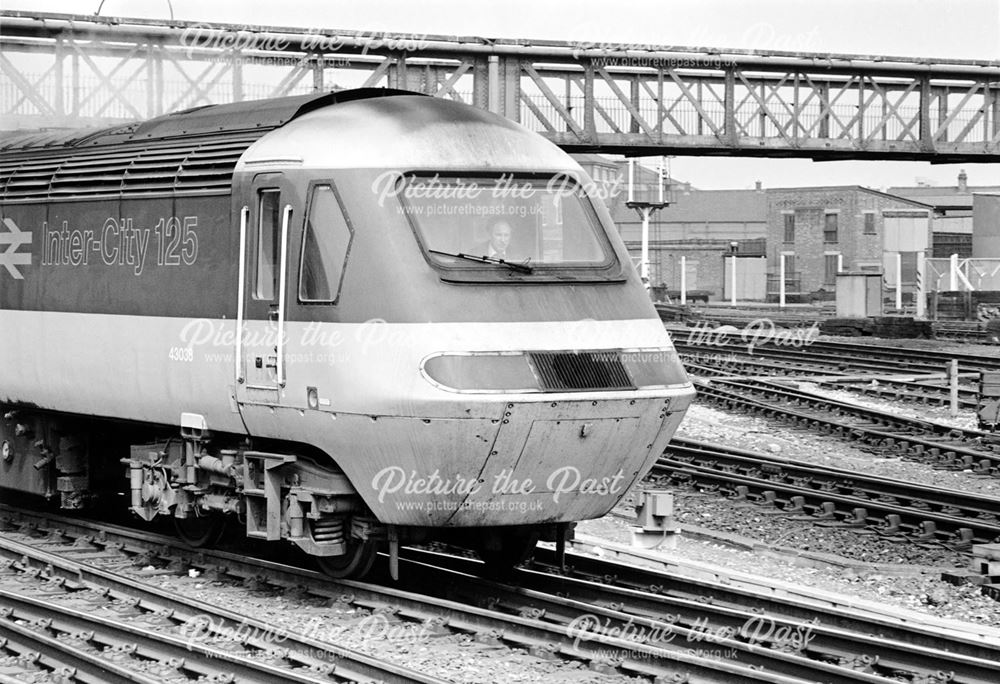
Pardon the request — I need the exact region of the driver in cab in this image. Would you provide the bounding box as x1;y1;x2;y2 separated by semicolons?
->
476;220;514;261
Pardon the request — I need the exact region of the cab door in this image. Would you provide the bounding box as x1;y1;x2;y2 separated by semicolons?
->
235;173;295;406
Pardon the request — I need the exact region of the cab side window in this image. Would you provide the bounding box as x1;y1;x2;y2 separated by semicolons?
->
299;184;353;303
254;189;281;300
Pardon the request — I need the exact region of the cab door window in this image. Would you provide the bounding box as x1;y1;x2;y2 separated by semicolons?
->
254;189;281;300
299;184;353;303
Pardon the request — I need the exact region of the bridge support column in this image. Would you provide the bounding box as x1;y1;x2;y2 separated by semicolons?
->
487;55;499;113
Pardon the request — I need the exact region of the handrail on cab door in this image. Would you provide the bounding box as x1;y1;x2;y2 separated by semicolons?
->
276;204;292;388
235;205;249;385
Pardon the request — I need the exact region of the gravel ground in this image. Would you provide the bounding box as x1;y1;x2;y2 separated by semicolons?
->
793;381;981;431
577;514;1000;626
821;334;999;359
578;401;1000;628
128;565;648;684
677;403;1000;497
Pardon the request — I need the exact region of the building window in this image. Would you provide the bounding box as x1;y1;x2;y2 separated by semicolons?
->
784;254;795;275
824;213;838;243
824;254;839;286
783;213;795;243
863;212;876;235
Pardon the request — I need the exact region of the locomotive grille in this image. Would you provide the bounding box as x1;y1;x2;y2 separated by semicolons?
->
2;134;259;200
529;351;634;391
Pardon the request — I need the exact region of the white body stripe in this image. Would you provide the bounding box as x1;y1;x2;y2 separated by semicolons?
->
2;310;693;525
1;310;684;424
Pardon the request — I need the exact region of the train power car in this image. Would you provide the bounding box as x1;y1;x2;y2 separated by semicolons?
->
0;88;694;577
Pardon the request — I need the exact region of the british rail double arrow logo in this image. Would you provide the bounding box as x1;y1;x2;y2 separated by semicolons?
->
0;217;32;279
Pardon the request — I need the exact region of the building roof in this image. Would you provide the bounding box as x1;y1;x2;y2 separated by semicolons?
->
767;185;938;211
571;153;621;169
611;188;767;224
888;169;1000;210
887;185;1000;210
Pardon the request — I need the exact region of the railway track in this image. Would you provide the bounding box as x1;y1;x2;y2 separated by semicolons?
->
398;546;1000;684
681;354;980;409
0;523;445;684
656;438;1000;548
933;322;1000;345
668;325;1000;376
693;377;1000;472
3;504;997;682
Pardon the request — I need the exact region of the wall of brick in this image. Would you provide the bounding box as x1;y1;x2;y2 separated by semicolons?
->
766;187;933;295
625;241;730;299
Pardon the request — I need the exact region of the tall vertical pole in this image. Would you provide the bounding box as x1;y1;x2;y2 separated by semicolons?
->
628;160;635;203
54;38;64;119
680;255;687;305
779;253;786;308
916;251;926;318
895;252;903;310
658;159;664;203
949;359;959;417
640;207;650;288
730;254;737;306
949;253;959;291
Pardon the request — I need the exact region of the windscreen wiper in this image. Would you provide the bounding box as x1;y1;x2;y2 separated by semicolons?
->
429;249;533;274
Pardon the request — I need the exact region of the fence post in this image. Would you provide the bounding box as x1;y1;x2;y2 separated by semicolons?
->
895;253;903;311
949;359;959;418
729;251;737;306
779;253;786;308
915;251;926;318
680;256;687;305
640;207;650;289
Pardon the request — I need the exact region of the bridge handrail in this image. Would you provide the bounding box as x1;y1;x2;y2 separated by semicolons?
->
2;10;998;77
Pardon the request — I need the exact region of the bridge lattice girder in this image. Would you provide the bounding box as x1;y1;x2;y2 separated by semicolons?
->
2;11;999;161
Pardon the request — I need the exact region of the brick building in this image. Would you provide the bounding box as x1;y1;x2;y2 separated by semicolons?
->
573;155;945;304
766;187;936;300
574;155;767;300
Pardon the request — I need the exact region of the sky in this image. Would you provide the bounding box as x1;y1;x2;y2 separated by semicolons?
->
5;0;1000;190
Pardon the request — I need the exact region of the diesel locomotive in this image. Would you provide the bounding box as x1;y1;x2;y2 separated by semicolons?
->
0;88;694;577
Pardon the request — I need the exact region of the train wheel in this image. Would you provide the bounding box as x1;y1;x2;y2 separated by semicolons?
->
477;529;539;576
174;515;226;547
316;539;378;579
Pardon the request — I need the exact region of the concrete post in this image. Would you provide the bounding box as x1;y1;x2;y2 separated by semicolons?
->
729;254;737;306
640;207;650;288
916;251;926;318
779;253;786;308
680;255;687;305
895;252;903;310
628;160;634;203
950;359;959;417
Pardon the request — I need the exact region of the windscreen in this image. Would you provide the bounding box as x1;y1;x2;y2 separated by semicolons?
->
394;173;618;276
